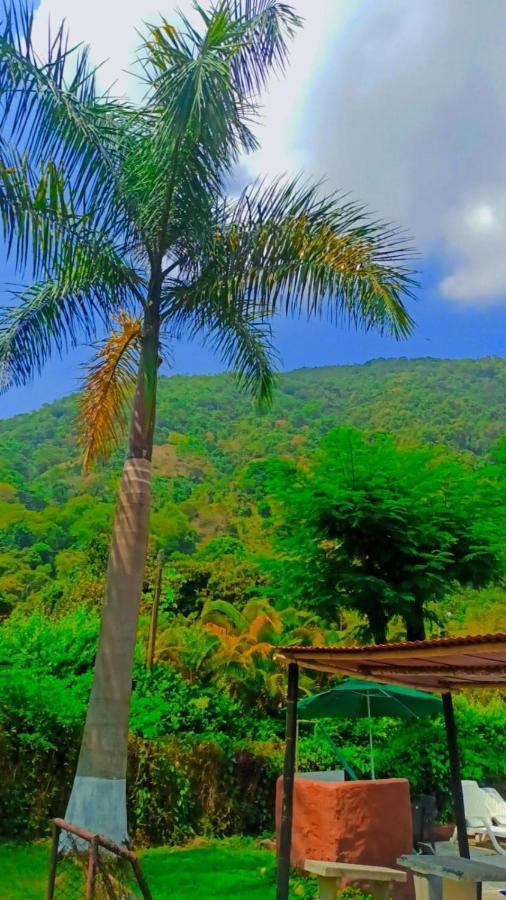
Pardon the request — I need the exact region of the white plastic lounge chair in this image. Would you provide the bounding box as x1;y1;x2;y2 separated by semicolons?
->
482;787;506;827
455;780;506;855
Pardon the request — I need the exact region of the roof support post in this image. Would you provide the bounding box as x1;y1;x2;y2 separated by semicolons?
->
442;690;469;859
277;662;299;900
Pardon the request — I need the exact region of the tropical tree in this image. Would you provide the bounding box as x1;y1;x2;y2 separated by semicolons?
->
156;598;326;709
154;613;221;682
263;428;506;643
0;2;416;840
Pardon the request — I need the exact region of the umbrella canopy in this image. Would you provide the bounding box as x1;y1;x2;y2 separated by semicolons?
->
298;677;442;719
298;677;442;778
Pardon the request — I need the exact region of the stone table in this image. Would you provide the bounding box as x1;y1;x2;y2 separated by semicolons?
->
304;859;407;900
398;853;506;900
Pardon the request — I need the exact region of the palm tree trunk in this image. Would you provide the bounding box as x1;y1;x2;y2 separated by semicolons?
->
64;296;160;844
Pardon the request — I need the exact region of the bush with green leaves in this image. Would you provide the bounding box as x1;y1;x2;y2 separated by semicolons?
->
128;735;283;845
1;609;505;840
0;610;281;838
261;428;506;642
131;663;260;740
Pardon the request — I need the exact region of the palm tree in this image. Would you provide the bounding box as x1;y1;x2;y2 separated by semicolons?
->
156;614;221;683
0;1;417;841
157;599;327;709
200;598;292;706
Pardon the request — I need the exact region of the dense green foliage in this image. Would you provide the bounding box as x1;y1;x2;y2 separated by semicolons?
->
262;428;505;642
1;358;506;843
1;357;506;616
0;607;505;841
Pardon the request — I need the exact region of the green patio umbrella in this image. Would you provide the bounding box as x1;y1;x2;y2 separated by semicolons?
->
297;677;442;779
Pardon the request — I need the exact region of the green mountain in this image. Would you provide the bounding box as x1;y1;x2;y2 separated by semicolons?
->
0;356;505;614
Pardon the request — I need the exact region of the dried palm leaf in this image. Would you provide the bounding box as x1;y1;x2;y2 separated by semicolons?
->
79;313;141;471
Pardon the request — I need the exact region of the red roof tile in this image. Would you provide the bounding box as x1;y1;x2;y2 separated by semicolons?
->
277;633;506;691
279;632;506;655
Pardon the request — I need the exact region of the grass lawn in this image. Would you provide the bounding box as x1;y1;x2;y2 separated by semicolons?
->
0;837;317;899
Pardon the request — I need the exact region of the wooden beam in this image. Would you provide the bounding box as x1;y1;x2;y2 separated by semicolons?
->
439;679;506;689
359;665;506;677
277;663;299;900
86;835;98;900
277;658;347;672
146;550;164;671
277;655;506;690
279;641;506;663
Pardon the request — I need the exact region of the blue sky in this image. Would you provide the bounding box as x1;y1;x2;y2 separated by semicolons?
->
1;0;506;418
2;262;503;419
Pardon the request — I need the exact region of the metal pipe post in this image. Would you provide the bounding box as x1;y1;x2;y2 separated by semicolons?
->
442;690;470;859
46;821;60;900
367;693;376;779
276;662;299;900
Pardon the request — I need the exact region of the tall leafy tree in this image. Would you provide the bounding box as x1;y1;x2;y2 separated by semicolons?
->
263;429;505;643
0;2;416;840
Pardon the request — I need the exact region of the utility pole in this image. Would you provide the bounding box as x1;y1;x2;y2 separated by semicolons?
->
146;550;164;671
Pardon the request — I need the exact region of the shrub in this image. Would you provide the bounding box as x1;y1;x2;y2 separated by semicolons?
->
128;736;282;845
1;611;505;840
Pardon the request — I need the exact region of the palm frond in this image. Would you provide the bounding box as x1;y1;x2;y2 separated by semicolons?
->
0;246;142;391
0;139;147;281
138;10;252;240
79;313;142;471
171;290;278;402
135;2;299;246
0;2;130;224
229;1;302;95
207;309;277;403
243;597;283;629
170;176;418;339
247;612;278;642
241;640;273;660
200;598;247;632
0;143;119;278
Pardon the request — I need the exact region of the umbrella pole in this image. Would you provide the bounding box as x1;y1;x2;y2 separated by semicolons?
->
277;662;299;900
442;691;469;859
367;693;376;779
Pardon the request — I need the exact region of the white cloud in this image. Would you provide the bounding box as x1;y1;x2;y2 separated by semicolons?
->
33;0;506;305
439;193;506;304
467;204;496;234
243;1;355;177
32;0;163;97
283;0;506;305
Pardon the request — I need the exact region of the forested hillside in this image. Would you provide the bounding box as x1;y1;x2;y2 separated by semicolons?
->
1;356;506;617
2;356;506;471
